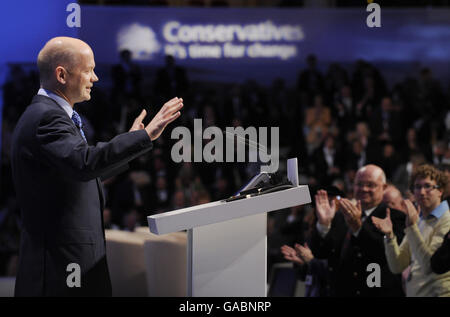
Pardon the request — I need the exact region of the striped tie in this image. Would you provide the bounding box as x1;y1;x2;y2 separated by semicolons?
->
71;110;87;142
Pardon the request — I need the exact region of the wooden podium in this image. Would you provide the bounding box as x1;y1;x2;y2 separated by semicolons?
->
147;160;311;296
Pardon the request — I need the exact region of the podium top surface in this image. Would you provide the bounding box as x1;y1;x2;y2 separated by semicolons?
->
147;185;311;235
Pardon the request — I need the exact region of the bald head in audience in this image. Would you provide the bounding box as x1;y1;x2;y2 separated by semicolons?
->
354;164;387;210
383;184;406;213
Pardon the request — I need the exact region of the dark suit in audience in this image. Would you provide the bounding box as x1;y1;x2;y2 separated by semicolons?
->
311;203;405;296
430;229;450;275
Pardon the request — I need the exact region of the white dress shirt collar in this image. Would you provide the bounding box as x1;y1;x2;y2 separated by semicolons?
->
363;206;377;219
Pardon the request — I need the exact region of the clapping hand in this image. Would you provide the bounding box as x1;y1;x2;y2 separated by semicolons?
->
315;190;336;227
281;245;304;265
294;242;314;263
403;199;419;227
339;199;363;233
281;243;314;265
372;208;394;239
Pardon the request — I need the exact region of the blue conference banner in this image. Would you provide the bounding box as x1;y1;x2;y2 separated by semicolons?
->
78;6;450;85
79;7;450;63
2;5;450;158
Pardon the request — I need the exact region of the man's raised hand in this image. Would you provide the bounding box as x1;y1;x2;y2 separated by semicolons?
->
145;97;183;141
129;109;147;132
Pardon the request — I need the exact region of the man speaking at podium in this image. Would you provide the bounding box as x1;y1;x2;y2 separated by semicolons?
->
11;37;183;296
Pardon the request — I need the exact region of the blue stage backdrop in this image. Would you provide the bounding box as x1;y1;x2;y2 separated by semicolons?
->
78;6;450;86
0;0;76;165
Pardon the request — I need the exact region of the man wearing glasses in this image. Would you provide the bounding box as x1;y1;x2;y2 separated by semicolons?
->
311;164;406;296
372;164;450;296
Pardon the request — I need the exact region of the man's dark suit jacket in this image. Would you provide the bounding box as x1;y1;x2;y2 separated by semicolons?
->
311;203;406;297
11;95;153;296
430;228;450;275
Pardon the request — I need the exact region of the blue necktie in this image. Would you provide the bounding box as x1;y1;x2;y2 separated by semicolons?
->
71;110;87;142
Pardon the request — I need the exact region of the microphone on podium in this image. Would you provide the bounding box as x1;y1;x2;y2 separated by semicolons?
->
221;130;293;202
